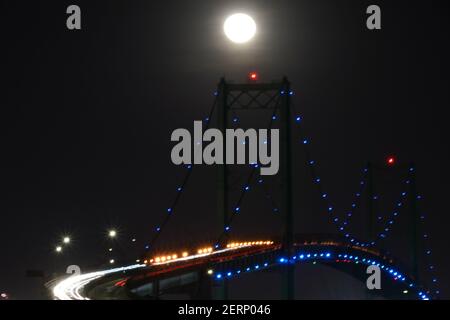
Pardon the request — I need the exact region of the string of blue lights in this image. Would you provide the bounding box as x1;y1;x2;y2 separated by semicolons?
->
291;103;414;247
211;248;430;300
214;96;282;248
144;93;219;252
411;165;441;298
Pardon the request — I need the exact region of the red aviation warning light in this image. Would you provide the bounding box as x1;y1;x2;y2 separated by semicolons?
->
248;71;258;81
387;156;396;166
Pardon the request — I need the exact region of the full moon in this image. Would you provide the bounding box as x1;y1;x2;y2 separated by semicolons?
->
224;13;256;44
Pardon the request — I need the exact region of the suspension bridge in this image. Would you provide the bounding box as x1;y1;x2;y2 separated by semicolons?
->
52;76;440;300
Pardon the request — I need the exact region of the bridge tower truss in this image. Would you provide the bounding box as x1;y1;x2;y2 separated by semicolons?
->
215;77;294;299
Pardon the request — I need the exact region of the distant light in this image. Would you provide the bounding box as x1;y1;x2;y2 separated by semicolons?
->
63;236;70;244
387;156;396;166
207;269;213;275
109;259;115;264
55;246;62;253
248;72;258;81
108;230;117;238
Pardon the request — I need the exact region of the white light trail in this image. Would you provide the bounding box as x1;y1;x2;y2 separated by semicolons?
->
53;264;145;300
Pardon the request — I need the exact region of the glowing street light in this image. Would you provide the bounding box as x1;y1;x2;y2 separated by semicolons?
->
55;246;63;253
63;236;71;244
109;259;115;264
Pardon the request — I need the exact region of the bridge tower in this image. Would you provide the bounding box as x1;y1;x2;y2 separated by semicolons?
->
214;76;294;299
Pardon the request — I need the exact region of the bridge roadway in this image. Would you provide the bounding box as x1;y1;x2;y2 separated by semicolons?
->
53;234;431;300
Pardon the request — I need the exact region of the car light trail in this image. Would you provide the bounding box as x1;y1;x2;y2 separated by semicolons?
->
53;264;145;300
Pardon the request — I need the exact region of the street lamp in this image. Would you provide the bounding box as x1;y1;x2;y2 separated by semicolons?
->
55;246;63;253
63;236;71;244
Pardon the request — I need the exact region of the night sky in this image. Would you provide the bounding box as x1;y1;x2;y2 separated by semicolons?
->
1;0;449;299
